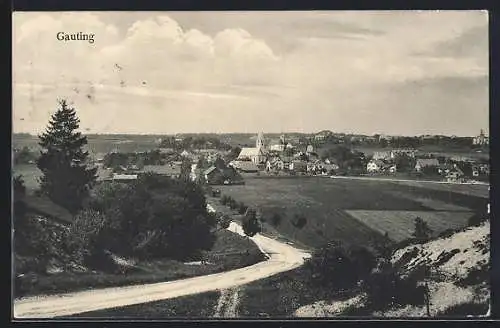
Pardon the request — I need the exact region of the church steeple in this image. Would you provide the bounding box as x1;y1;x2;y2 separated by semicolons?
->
256;131;265;149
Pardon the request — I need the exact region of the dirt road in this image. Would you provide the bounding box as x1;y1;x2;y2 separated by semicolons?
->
13;222;311;319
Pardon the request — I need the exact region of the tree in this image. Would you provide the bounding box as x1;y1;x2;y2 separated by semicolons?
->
36;100;97;213
64;209;115;271
180;157;192;180
226;146;242;162
291;214;307;229
412;217;433;241
217;214;232;230
270;213;283;227
395;153;414;173
306;241;359;290
242;208;261;237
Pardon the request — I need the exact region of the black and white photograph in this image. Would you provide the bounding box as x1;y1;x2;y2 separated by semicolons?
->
12;10;490;319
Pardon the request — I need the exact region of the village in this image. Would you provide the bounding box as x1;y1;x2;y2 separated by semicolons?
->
71;129;490;186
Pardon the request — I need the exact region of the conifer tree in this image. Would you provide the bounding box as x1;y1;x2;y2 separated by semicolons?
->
36;99;97;213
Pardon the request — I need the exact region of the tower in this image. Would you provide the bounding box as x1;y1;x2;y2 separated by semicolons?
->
256;132;265;150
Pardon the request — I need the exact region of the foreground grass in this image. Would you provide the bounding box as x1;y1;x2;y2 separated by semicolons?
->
15;229;266;299
237;266;354;318
62;291;221;318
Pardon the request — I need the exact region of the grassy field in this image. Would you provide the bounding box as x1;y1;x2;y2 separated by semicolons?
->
345;210;474;242
15;229;266;298
217;176;488;249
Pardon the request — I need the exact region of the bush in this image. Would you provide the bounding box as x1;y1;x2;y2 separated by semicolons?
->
270;213;283;227
242;208;261;237
306;241;375;291
468;212;488;227
412;217;433;242
238;202;248;215
220;195;228;205
362;259;426;310
217;214;232;230
291;214;307;229
228;198;239;210
63;209;115;271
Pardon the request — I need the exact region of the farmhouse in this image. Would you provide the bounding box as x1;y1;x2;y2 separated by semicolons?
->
204;165;243;185
414;158;439;172
367;159;385;173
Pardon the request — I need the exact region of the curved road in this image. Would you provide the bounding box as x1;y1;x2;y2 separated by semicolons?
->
13;222;311;319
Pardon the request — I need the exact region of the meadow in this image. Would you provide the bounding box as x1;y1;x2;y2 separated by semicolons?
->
218;176;488;249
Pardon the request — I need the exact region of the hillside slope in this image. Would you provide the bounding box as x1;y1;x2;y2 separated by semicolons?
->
295;221;490;317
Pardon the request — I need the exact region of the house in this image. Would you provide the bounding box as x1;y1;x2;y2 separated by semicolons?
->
289;160;307;172
385;164;397;174
415;158;439;172
307;152;320;161
229;160;260;173
269;144;285;152
372;151;392;161
437;164;452;175
306;145;314;153
112;173;138;182
472;129;489;146
140;164;181;178
367;160;385;173
204;165;243;185
266;158;285;171
204;166;223;185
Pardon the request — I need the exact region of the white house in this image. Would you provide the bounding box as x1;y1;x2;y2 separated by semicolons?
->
367;160;384;173
415;158;439;172
269;144;285;152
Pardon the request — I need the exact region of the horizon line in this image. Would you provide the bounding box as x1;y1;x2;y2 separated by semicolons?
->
12;131;487;138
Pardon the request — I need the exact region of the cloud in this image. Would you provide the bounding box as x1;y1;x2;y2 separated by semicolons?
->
12;11;488;136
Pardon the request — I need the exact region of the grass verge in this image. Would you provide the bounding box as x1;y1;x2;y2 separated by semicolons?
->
15;228;266;299
61;291;221;318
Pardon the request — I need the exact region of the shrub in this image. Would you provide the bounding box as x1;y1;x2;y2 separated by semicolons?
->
217;214;232;230
306;241;373;291
468;212;488;227
412;217;433;242
270;213;283;227
228;198;239;210
238;202;248;215
63;209;113;271
242;208;261;237
291;214;307;229
362;259;426;310
219;195;226;205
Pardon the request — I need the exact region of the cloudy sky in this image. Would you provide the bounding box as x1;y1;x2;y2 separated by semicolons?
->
13;11;488;136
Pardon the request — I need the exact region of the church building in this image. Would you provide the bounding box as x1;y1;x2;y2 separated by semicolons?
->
237;132;268;164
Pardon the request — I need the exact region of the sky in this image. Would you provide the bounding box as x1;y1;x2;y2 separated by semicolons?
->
12;11;489;136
